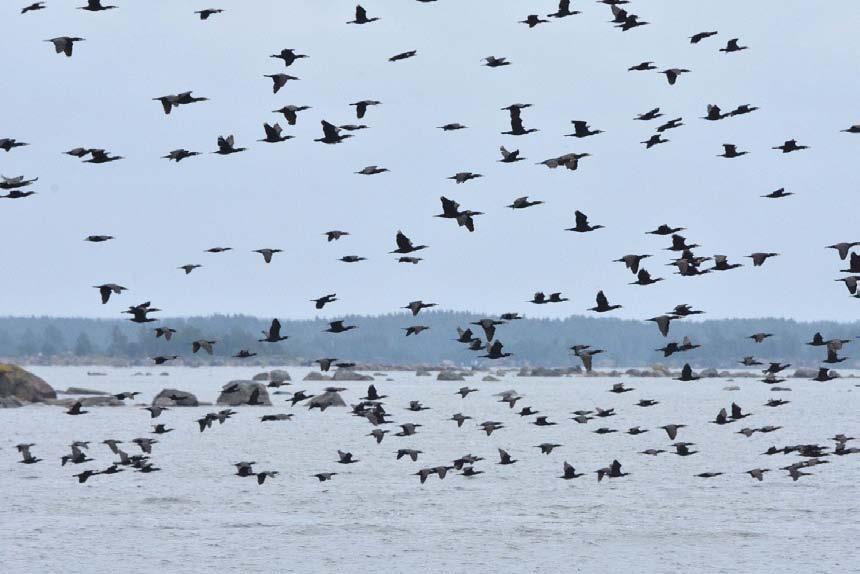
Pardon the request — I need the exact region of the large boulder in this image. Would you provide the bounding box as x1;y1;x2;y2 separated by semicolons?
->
153;388;199;407
61;387;110;396
217;380;271;406
306;390;347;410
253;369;291;382
437;371;465;381
0;364;56;402
304;371;331;381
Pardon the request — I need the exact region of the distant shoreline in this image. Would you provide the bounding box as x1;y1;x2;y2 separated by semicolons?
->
17;361;856;380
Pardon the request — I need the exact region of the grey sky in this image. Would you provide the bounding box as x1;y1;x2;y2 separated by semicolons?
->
1;0;858;321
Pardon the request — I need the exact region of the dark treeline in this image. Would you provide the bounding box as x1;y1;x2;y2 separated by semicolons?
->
0;312;857;368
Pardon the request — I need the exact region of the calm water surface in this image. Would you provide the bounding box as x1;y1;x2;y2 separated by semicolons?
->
1;366;858;573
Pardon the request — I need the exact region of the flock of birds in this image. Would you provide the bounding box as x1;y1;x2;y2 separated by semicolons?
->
3;1;858;487
12;377;859;486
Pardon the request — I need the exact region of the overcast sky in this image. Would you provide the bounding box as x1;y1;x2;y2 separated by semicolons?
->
1;0;858;322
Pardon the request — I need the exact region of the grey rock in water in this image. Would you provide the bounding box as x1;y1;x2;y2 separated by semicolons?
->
61;387;110;396
253;369;292;382
416;369;431;377
0;363;56;402
332;370;373;381
518;367;573;377
153;388;199;407
482;375;500;382
304;371;331;381
437;371;466;381
0;397;23;408
700;368;719;378
306;391;346;410
217;381;271;406
791;368;818;378
723;385;741;391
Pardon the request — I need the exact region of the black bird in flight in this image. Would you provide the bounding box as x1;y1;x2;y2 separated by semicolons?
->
21;2;46;13
195;9;223;20
154;91;208;115
78;0;116;12
162;149;200;162
772;139;809;153
264;73;299;94
46;37;85;57
348;5;379;24
0;139;29;152
93;283;126;304
690;31;718;44
720;38;748;53
629;62;656;71
273;105;311;125
259;123;292;143
350;100;380;119
548;0;580;18
270;49;308;67
259;319;288;342
660;68;691;85
315;121;352;144
389;50;417;62
589;291;621;313
483;56;510;68
520;14;549;28
214;135;245;155
566;210;604;232
499;146;524;163
390;231;427;254
502;105;538;135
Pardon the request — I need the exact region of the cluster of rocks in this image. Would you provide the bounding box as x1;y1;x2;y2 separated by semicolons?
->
517;366;581;377
303;370;374;382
